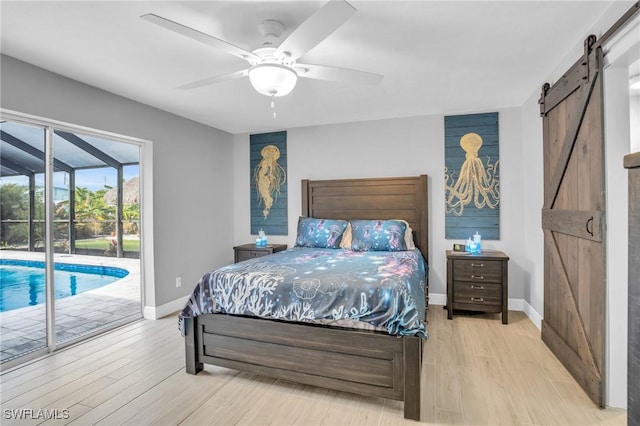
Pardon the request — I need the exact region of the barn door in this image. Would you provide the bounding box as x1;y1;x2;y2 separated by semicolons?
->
538;35;606;407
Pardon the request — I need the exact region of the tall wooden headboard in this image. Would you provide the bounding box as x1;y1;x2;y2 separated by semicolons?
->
301;175;429;262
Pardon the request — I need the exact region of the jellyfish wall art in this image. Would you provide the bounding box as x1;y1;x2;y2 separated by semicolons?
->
250;131;288;235
444;113;500;239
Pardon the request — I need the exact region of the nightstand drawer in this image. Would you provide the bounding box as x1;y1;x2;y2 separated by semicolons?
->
453;282;502;306
452;259;503;283
233;244;288;263
236;250;264;262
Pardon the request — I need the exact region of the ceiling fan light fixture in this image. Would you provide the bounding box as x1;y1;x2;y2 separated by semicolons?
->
249;63;298;97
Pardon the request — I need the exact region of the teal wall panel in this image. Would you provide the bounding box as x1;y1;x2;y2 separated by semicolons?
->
444;112;500;240
250;131;288;235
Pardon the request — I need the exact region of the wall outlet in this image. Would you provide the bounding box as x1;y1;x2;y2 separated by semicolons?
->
175;276;182;288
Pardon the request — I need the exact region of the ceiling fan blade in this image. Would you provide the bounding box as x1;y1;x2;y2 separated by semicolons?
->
275;0;356;61
178;69;249;90
296;63;383;85
141;13;259;63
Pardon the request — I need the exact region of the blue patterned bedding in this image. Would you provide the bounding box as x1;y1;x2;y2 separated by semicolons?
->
179;247;428;338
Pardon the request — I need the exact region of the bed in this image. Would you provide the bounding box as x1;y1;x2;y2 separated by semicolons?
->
180;175;429;420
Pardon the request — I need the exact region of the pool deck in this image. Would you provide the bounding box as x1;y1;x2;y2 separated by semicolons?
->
0;251;141;364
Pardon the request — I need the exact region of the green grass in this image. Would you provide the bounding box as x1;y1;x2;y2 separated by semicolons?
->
75;238;140;252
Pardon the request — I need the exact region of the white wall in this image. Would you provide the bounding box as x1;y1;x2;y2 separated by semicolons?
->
632;94;640;152
0;55;235;312
603;65;631;416
232;109;526;303
601;8;639;410
519;91;545;326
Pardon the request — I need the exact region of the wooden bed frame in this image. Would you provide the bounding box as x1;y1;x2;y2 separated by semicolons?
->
184;175;429;420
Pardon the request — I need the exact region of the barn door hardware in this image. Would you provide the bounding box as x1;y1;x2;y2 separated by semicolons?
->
583;34;597;83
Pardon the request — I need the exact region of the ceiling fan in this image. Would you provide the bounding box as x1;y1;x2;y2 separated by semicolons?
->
141;0;383;101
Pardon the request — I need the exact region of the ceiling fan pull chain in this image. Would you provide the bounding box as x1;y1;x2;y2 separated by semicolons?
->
270;93;277;119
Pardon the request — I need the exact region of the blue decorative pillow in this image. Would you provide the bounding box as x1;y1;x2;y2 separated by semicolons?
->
295;217;348;249
350;219;408;251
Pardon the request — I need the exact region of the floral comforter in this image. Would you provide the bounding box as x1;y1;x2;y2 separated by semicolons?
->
178;247;428;338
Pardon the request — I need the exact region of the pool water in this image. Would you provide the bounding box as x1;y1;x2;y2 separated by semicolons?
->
0;260;129;312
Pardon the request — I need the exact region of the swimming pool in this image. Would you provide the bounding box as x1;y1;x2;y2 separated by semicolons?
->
0;259;129;312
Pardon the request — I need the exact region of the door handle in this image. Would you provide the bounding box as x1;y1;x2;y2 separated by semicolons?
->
586;216;594;237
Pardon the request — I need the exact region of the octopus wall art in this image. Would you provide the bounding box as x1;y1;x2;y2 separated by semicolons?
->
444;113;500;239
250;131;288;235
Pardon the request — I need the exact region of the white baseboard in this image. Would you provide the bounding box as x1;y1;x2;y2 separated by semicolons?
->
429;293;543;329
521;299;543;330
143;296;188;320
428;293;447;306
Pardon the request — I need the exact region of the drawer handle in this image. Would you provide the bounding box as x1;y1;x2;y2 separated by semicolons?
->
470;285;484;290
471;263;484;268
471;297;484;302
471;275;484;280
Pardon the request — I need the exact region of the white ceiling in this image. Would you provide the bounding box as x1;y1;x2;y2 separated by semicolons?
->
0;1;626;134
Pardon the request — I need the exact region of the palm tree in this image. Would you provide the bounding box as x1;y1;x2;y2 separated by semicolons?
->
75;186;115;237
122;203;139;235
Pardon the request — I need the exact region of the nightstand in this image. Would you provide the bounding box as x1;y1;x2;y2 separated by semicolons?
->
233;243;287;263
446;249;509;324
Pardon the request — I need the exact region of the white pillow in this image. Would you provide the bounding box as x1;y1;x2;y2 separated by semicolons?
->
398;220;417;250
339;223;352;248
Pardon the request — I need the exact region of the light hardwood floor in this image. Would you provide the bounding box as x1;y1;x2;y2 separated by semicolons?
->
0;306;626;425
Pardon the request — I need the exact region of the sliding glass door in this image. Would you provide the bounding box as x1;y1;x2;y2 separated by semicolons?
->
0;114;142;369
0;121;48;364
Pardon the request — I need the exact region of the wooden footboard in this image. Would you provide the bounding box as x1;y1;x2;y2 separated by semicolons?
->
184;314;422;421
